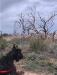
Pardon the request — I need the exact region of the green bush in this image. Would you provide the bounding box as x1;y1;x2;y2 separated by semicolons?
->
0;38;7;49
30;38;47;52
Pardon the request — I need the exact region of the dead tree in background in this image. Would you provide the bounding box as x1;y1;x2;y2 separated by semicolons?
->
17;7;39;36
17;13;26;36
27;13;39;34
16;6;57;38
38;13;57;39
26;7;39;35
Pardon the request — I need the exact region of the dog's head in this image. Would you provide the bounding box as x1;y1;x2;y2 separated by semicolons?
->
12;44;23;62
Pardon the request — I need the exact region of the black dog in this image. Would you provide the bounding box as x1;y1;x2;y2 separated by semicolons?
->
0;44;23;75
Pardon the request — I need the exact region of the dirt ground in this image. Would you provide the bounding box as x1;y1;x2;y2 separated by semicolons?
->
17;70;53;75
24;71;53;75
15;62;53;75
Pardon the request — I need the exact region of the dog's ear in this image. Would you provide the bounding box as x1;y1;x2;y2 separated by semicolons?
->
13;44;16;48
15;45;18;49
12;44;17;50
13;44;18;50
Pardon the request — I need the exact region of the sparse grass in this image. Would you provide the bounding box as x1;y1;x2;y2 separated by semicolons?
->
22;38;57;74
23;52;57;74
0;38;8;49
0;36;57;75
30;38;48;52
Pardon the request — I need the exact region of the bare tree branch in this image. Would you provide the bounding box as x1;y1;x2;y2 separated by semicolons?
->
38;12;57;38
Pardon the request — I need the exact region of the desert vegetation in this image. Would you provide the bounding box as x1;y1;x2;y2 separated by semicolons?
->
0;35;57;75
0;7;57;75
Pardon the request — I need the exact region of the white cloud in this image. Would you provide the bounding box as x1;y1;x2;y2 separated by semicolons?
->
0;0;26;12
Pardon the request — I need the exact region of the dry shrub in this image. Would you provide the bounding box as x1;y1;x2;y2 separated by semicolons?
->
30;38;48;52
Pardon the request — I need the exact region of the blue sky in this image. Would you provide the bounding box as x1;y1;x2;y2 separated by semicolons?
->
0;0;57;34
